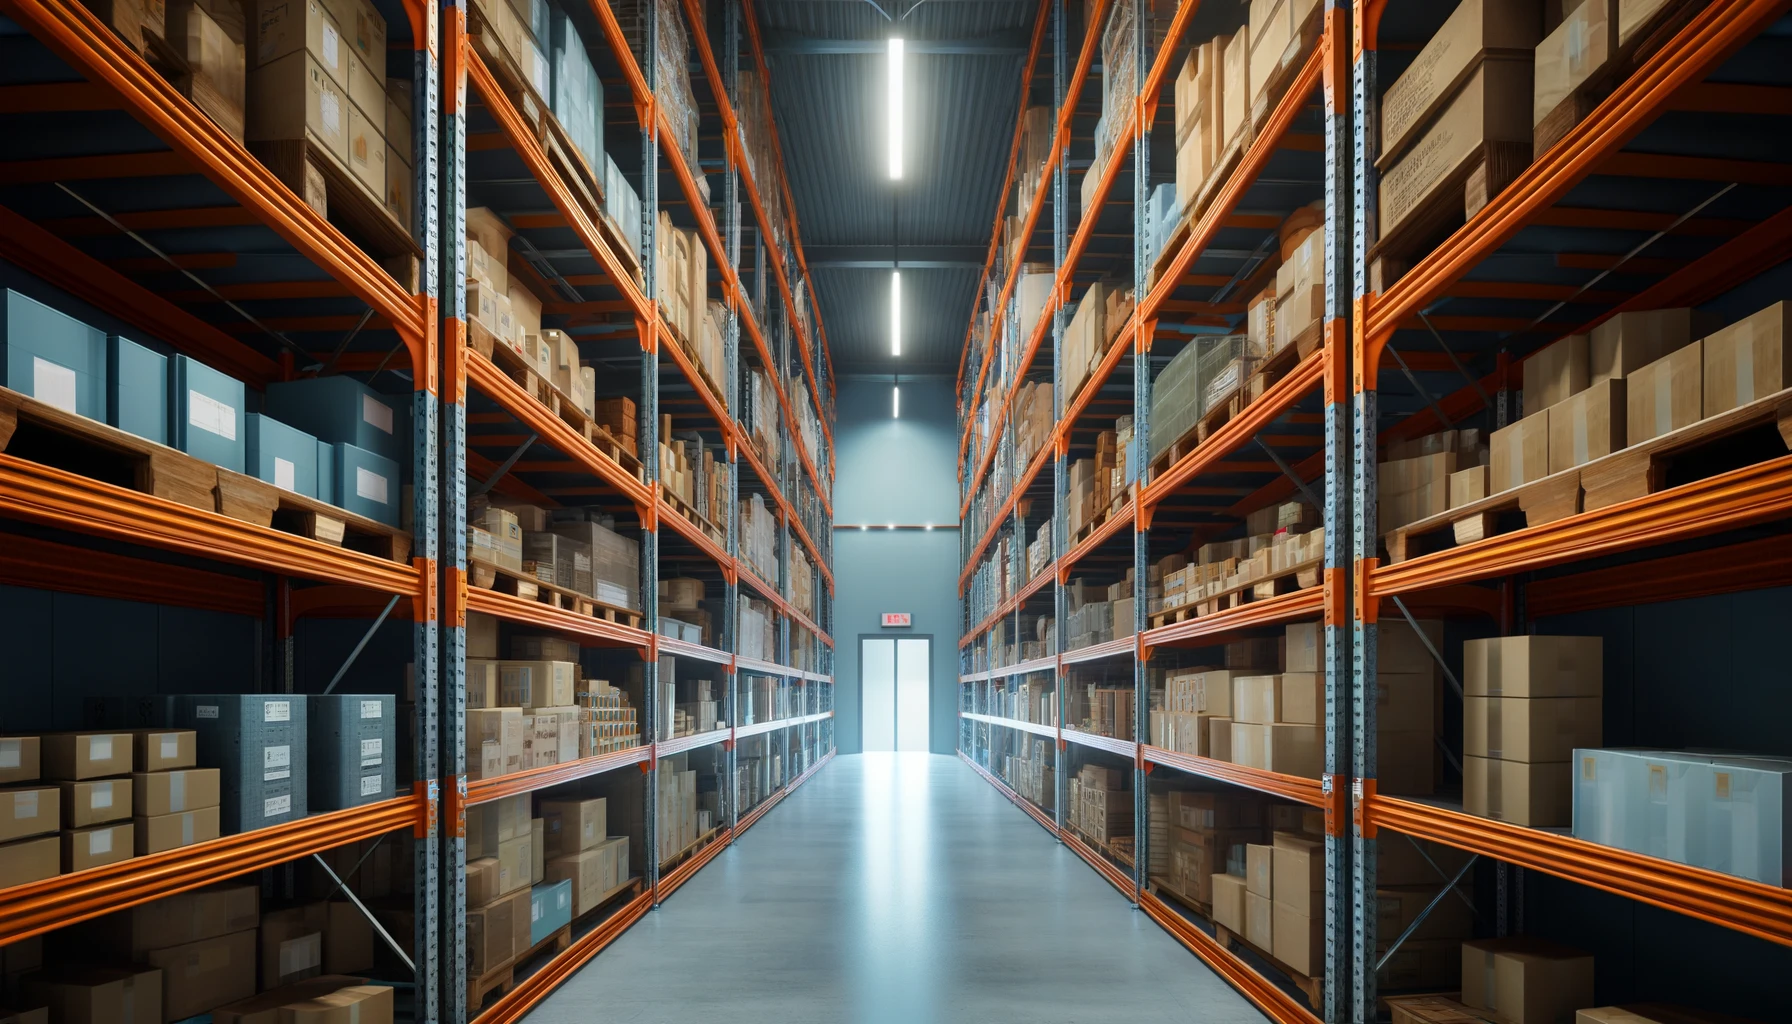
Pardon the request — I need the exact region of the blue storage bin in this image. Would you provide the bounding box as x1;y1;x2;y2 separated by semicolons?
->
530;879;573;945
247;413;319;497
316;440;337;504
171;354;246;472
106;335;168;444
264;375;408;466
330;442;401;526
0;289;107;419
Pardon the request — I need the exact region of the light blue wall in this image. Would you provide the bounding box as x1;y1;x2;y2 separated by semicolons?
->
832;377;962;754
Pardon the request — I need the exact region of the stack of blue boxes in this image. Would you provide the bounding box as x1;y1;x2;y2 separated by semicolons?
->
0;288;406;528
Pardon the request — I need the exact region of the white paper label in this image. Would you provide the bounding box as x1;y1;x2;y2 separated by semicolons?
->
88;735;113;761
89;829;112;855
265;700;291;723
197;705;220;719
360;774;383;796
32;357;78;414
322;23;340;70
265;794;292;818
92;784;113;809
361;700;383;719
355;467;389;504
532;902;543;923
265;744;291;781
160;734;180;760
362;393;394;434
13;791;37;818
360;738;383;766
0;740;18;770
274;457;296;492
188;390;237;440
321;88;342;133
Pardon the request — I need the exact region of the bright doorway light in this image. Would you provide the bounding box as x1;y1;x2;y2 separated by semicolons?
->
892;385;901;419
887;38;904;179
890;271;902;356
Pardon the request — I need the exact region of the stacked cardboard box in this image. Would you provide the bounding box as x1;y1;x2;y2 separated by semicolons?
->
1370;619;1443;797
1379;429;1486;532
1062;281;1109;402
542;797;629;916
259;898;376;985
1148;334;1253;462
550;509;641;610
1155;507;1323;617
653;210;710;349
574;681;641;756
1164;791;1265;909
465;794;536;977
44;733;135;873
0;736;59;888
61;882;260;1020
214;977;395;1024
1460;937;1594;1024
592;396;640;456
1150;667;1236;756
1230;672;1322;779
1464;636;1603;826
129;729;221;855
1068;764;1132;846
1001;739;1055;810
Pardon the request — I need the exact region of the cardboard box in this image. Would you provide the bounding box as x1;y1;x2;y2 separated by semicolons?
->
262;371;406;466
539;798;604;857
1462;936;1594;1022
1380;55;1534;244
1245;842;1274;897
246;51;349;166
0;738;40;786
0;836;59;888
1463;636;1603;697
1277;673;1324;726
1465;696;1602;762
136;807;220;854
497;832;532;895
1271;831;1324;916
1245;890;1274;950
1208;717;1234;762
307;694;394;811
1626;339;1703;446
1703;301;1791;416
1380;618;1444;674
132;769;221;817
466;709;525;779
1618;0;1679;47
1449;464;1489;507
1231;722;1322;778
321;901;373;974
1211;872;1248;932
80;882;258;958
1490;408;1551;492
42;733;132;781
1232;675;1280;725
145;928;256;1021
212;977;380;1024
273;981;391;1024
1379;0;1543;160
1525;334;1589;412
1272;902;1322;976
63;822;133;872
1548;377;1625;473
327;442;400;527
250;0;345;79
59;779;130;828
500;662;577;709
1590;307;1701;383
1534;0;1614;125
1465;755;1572;826
174;694;307;833
0;787;58;842
467;895;514;975
22;967;161;1024
1375;672;1437;734
467;793;529;857
1284;622;1320;673
261;906;324;988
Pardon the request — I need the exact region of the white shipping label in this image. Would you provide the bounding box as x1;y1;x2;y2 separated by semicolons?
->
360;737;383;766
89;829;112;855
265;794;292;818
264;744;292;781
188;390;238;440
160;734;180;760
275;457;296;492
265;700;291;722
532;902;543;922
0;739;18;770
355;467;390;504
360;774;383;796
92;784;113;810
322;22;340;70
361;700;383;719
321;89;342;133
362;393;395;434
13;791;37;819
197;705;220;719
32;357;78;414
88;735;113;761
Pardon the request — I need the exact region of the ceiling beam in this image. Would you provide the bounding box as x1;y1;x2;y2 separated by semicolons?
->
806;244;987;270
763;29;1030;56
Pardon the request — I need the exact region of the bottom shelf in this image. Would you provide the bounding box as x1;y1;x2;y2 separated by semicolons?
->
956;750;1322;1024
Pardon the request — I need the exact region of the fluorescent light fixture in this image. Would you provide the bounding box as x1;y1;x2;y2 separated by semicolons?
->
925;523;933;531
861;524;868;531
886;523;896;530
890;271;901;356
892;384;900;419
887;38;904;179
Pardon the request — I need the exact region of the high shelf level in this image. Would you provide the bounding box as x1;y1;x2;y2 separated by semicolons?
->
959;1;1792;1022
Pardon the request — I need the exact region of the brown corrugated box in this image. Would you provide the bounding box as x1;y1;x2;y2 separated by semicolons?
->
23;967;161;1024
1464;635;1602;697
1211;872;1248;932
129;730;196;772
1277;673;1324;726
261;906;325;988
1626;339;1703;445
466;895;513;975
1375;672;1437;733
0;739;41;786
79;882;260;957
59;779;131;829
1270;831;1323;916
213;977;379;1024
1245;889;1274;949
1591;307;1703;383
0;836;59;888
42;734;132;782
136;807;221;854
1524;334;1589;412
0;788;58;842
1462;935;1594;1023
1231;723;1322;777
1465;755;1572;826
1466;696;1603;762
1379;0;1542;160
1272;902;1323;976
276;982;392;1024
1533;0;1614;124
1548;377;1625;473
466;857;501;906
1702;301;1791;417
62;822;132;873
1380;55;1534;243
1208;717;1234;762
145;928;256;1022
1490;408;1551;492
1449;465;1489;508
133;769;221;817
1232;675;1280;725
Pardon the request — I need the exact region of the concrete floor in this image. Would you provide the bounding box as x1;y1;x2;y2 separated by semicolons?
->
526;752;1268;1024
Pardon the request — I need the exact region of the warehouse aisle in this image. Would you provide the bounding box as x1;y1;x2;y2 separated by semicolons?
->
526;754;1268;1024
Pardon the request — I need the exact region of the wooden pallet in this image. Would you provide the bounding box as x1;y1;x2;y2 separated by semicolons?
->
469;555;645;629
467;321;647;478
0;387;413;562
1152;555;1323;626
1214;921;1323;1011
469;923;573;1009
1068;501;1115;547
657;826;722;874
664;312;729;410
1147;875;1213;919
1368;138;1531;293
1068;824;1136;869
1531;0;1706;159
249;138;420;263
1148;125;1250;290
660;484;725;546
1382;388;1792;564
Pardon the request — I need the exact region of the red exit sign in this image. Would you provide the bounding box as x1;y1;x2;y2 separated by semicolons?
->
881;613;912;628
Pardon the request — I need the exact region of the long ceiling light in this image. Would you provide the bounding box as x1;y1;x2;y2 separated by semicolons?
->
888;38;904;180
892;385;901;419
890;271;902;356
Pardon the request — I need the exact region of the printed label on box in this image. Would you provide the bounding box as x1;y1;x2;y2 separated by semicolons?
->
265;744;291;781
0;739;18;769
360;738;382;766
321;89;341;132
275;457;296;491
197;705;220;719
189;390;238;440
88;735;112;761
356;467;389;504
160;734;180;760
14;791;36;818
265;700;291;722
265;794;292;818
89;829;111;855
322;23;340;70
362;393;394;433
32;357;77;414
361;700;383;719
532;901;542;922
92;785;112;809
360;775;382;796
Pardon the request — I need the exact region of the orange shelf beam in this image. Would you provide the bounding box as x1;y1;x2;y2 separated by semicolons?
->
1144;746;1326;807
465;586;652;650
467;748;652;805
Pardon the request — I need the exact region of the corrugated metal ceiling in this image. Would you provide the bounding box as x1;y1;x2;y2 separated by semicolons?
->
758;0;1039;376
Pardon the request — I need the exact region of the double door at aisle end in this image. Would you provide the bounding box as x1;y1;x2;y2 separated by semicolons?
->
861;636;929;752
